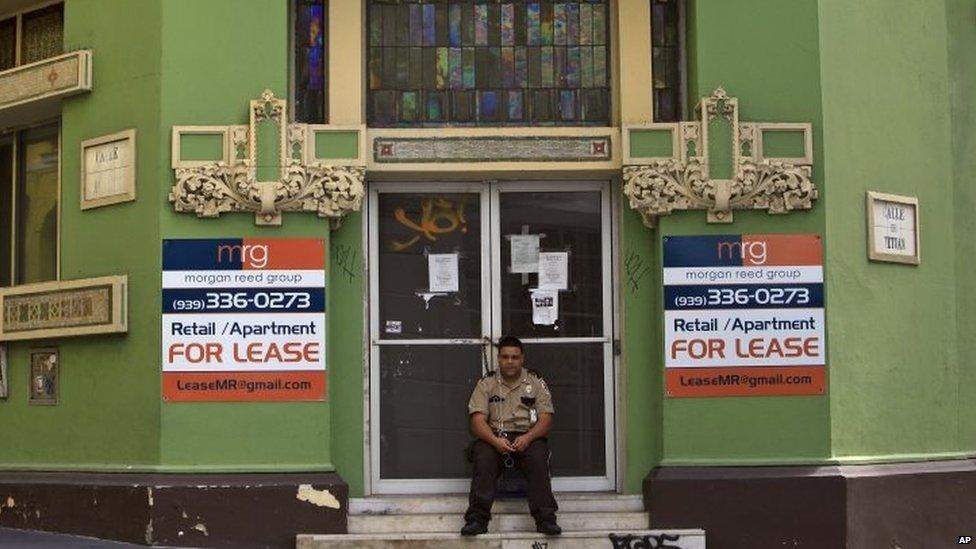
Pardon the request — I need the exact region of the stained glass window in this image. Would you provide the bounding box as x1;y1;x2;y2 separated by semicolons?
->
21;3;63;65
650;0;683;122
368;1;611;127
294;0;328;123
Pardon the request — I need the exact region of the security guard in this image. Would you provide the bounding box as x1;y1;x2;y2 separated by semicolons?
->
461;336;561;536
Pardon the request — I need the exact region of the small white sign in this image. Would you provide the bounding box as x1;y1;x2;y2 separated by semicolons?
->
531;289;559;326
867;192;919;265
538;252;569;290
510;235;540;273
428;253;459;293
81;129;136;209
385;320;402;334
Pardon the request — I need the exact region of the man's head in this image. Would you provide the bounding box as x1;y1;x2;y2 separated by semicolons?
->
497;336;524;380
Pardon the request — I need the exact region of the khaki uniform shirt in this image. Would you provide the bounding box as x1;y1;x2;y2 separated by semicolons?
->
467;369;554;433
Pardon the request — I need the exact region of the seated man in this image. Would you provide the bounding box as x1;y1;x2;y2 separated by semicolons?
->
461;336;561;536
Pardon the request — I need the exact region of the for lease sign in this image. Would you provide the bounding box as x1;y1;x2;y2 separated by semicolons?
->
162;238;326;401
663;234;826;397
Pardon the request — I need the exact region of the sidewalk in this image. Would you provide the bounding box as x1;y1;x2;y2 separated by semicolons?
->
0;527;143;548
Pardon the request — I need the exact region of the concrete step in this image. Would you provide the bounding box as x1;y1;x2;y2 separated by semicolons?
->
298;529;707;549
350;494;644;515
347;511;650;534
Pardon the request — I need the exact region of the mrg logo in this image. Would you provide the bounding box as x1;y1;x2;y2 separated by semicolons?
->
217;243;269;268
717;239;767;265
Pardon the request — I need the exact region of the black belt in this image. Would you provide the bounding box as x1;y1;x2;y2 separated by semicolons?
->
493;430;527;440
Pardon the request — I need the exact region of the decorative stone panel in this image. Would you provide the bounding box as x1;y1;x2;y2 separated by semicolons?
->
0;50;92;112
373;135;612;163
0;276;127;341
622;88;817;226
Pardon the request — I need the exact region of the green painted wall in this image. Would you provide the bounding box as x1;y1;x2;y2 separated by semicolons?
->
620;206;663;492
1;0;971;489
818;0;967;460
642;0;830;466
328;212;365;495
947;0;976;453
157;0;333;471
0;0;164;470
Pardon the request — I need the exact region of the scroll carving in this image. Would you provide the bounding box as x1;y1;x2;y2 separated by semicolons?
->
169;90;365;227
623;88;817;226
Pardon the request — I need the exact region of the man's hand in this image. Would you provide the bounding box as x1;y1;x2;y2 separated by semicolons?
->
493;436;516;454
511;433;533;452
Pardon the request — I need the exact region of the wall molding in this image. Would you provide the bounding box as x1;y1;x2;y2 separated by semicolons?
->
622;88;817;227
169;90;365;227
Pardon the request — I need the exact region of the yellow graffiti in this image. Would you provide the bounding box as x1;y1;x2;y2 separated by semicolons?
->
391;197;468;251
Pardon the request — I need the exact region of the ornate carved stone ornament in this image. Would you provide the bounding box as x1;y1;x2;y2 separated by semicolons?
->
622;88;817;227
169;90;365;227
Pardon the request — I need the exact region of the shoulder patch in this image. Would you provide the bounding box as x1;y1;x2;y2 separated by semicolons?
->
525;368;544;380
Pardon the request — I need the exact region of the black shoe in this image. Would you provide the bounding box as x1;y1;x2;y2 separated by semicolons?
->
460;520;488;536
536;518;562;536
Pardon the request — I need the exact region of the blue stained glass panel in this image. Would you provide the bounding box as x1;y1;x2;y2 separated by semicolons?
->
449;4;461;46
508;90;523;120
527;3;541;45
450;47;462;89
480;91;498;120
295;0;327;123
560;90;576;120
423;4;436;46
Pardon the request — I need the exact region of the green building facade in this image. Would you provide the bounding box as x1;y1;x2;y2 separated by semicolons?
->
0;0;973;546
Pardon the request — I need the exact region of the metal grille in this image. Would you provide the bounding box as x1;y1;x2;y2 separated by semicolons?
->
0;18;14;71
21;4;63;65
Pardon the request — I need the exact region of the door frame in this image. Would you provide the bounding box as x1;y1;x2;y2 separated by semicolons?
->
364;180;617;495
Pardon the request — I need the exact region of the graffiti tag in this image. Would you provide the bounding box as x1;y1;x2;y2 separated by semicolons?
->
390;197;467;251
609;532;682;549
625;249;651;293
333;243;359;284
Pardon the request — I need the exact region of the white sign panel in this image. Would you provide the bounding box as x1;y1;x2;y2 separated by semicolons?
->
663;234;826;398
428;253;459;292
510;235;540;273
538;252;569;290
81;129;136;209
867;192;919;264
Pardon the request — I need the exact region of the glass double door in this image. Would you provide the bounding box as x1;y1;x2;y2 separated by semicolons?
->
368;181;614;494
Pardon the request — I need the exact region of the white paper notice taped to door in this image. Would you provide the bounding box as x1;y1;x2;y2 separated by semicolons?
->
531;289;559;326
510;235;540;273
538;252;569;290
428;253;459;292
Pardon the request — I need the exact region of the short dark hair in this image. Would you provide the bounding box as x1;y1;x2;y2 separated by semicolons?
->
497;335;523;353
